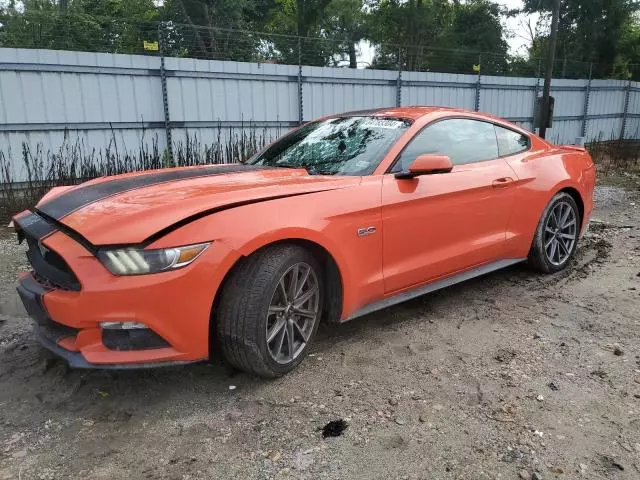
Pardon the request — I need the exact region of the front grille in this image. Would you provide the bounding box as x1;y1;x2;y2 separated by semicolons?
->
32;270;75;291
24;235;81;291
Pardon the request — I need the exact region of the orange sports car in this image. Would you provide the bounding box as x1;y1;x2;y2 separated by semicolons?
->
13;107;596;377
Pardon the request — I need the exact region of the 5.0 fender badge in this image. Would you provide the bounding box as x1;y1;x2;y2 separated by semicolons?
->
357;226;377;237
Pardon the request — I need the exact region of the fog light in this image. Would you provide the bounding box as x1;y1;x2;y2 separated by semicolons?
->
101;324;170;351
100;321;148;330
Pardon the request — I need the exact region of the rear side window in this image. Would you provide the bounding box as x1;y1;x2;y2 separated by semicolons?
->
494;125;529;157
392;118;499;171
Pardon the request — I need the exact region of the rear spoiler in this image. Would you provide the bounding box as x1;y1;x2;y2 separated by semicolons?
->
558;136;587;152
560;145;587;152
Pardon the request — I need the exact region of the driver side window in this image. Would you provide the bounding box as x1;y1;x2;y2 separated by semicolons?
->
392;118;499;172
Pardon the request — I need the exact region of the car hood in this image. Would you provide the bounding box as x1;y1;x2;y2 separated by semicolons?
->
33;164;360;246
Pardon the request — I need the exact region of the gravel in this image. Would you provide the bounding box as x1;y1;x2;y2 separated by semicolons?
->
0;184;639;479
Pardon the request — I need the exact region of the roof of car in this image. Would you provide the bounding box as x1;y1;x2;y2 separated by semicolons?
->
336;106;478;121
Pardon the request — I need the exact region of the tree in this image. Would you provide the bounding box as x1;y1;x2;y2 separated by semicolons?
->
616;18;640;79
366;0;508;74
262;0;335;65
322;0;366;68
3;0;638;77
0;0;160;53
522;0;640;78
161;0;274;60
445;0;509;74
79;0;160;53
366;0;449;70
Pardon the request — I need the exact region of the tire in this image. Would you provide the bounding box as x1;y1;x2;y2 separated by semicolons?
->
216;244;323;378
528;192;581;273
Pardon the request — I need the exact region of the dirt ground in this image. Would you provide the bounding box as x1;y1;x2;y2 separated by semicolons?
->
0;177;639;480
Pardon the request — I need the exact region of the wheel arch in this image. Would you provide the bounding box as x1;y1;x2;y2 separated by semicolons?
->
526;183;584;273
556;186;584;227
208;236;345;359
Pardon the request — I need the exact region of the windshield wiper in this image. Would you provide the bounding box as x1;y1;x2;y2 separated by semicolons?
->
274;163;308;172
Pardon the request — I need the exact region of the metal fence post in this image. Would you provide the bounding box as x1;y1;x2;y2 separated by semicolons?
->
474;54;481;112
580;63;593;138
531;59;541;130
620;78;632;140
396;47;402;107
297;37;303;125
158;23;174;164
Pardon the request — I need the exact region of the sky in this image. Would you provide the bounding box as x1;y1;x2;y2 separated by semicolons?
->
500;0;541;56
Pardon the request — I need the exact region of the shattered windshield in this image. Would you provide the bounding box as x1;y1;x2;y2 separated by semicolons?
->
249;116;411;175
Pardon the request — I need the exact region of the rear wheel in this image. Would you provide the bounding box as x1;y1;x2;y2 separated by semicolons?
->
528;192;581;273
216;245;322;378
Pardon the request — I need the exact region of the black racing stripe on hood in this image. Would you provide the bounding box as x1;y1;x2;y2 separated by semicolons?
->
21;189;342;253
31;209;99;254
37;164;273;220
14;212;58;241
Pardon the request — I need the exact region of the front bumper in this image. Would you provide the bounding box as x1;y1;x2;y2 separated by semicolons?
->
14;221;242;369
17;274;198;369
35;331;198;369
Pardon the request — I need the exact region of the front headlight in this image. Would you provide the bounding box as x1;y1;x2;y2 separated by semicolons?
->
97;243;210;276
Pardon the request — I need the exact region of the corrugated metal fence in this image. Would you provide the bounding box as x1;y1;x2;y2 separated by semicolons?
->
1;47;640;181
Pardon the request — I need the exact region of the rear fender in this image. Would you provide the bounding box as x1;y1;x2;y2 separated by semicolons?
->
504;150;593;257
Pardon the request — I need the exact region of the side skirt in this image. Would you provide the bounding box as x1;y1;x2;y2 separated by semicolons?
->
343;258;526;322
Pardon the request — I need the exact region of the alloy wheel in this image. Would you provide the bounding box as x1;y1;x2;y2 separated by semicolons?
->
543;200;577;266
266;262;320;364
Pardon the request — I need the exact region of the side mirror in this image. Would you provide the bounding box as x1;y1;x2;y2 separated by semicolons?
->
395;154;453;179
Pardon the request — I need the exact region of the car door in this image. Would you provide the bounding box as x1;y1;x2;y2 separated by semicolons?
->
381;118;518;294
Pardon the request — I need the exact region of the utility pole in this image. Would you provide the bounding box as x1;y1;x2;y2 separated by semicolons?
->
539;0;560;139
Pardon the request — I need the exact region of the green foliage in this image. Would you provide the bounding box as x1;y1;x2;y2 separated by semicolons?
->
366;0;447;70
522;0;640;78
617;19;640;78
0;0;639;77
262;0;335;65
323;0;366;67
161;0;274;60
446;1;509;74
0;0;160;53
366;0;508;74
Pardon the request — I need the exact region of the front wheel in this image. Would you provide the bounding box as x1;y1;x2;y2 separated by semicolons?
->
216;245;323;378
528;192;581;273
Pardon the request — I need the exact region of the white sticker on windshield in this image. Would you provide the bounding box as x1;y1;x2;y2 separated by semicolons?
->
360;118;406;129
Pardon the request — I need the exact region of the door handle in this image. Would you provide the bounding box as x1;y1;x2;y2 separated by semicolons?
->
492;177;514;188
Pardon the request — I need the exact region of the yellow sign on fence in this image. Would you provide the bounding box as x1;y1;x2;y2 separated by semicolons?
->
143;40;159;52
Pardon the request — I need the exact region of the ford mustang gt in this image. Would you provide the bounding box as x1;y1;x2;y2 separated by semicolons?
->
13;107;596;377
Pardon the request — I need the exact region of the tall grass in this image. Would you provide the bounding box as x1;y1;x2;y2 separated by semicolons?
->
0;123;279;221
1;125;639;222
586;135;640;174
